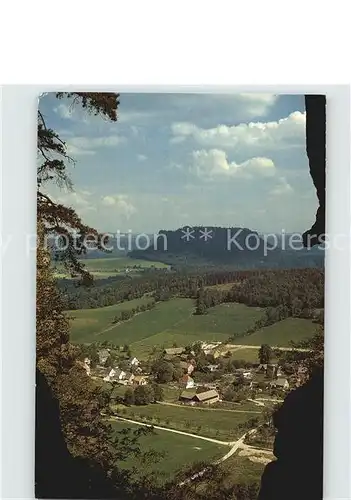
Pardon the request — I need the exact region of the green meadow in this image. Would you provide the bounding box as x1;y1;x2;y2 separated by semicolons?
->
111;420;225;482
234;317;317;346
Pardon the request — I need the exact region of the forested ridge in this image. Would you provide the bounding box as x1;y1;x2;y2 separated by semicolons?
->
60;267;324;315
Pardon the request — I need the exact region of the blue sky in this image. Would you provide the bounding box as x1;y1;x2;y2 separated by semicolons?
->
39;92;317;235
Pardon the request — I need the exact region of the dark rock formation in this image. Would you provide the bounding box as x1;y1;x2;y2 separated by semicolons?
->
257;369;324;500
302;95;326;247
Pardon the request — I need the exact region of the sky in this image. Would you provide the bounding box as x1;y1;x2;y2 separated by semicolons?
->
39;92;318;235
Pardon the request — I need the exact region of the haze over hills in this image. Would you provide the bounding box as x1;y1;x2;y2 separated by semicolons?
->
49;227;324;269
128;226;324;269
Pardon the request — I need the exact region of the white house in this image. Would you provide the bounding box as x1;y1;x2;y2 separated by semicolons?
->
104;368;126;383
129;357;140;367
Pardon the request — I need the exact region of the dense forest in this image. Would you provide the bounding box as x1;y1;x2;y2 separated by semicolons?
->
60;268;324;318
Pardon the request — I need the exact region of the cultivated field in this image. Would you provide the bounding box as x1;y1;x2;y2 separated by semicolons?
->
172;303;264;337
90;298;195;350
114;403;261;441
80;256;169;271
234;317;317;347
129;301;264;358
54;256;168;279
68;295;315;356
111;420;225;482
68;297;153;343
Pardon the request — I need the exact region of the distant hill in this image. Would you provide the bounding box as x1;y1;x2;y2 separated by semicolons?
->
128;226;324;269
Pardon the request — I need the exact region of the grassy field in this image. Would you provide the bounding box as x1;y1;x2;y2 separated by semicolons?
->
234;318;318;347
79;256;169;271
218;454;265;486
54;256;168;278
129;301;263;358
227;348;264;363
68;297;154;343
87;298;196;350
114;403;261;441
68;297;267;358
110;420;225;483
172;303;264;337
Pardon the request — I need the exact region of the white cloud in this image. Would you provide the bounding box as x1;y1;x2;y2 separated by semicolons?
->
171;111;306;151
101;194;137;219
270;177;294;196
118;110;154;124
137;154;147;161
190;149;276;180
66;135;126;156
101;195;116;207
47;189;96;212
236;93;278;116
54;103;74;120
67;144;95;156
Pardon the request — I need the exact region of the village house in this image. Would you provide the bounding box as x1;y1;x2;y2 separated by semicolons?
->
133;375;148;386
179;374;195;389
270;378;290;390
129;357;140;367
104;368;126;383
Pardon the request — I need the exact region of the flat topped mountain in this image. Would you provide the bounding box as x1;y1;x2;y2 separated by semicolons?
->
129;226;278;266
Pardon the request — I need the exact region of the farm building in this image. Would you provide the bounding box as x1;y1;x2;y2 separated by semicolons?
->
179;390;197;403
194;390;220;404
179;389;220;405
